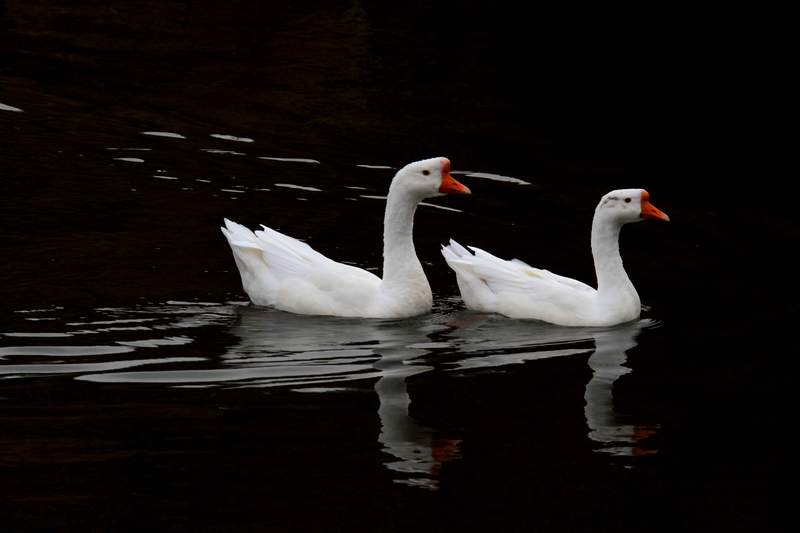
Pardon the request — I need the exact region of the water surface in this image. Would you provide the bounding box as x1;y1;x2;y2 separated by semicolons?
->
0;2;787;531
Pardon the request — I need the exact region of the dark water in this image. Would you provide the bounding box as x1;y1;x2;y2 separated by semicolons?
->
1;2;791;531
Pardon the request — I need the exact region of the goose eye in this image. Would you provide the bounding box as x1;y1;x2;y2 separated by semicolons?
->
624;198;631;203
422;170;430;176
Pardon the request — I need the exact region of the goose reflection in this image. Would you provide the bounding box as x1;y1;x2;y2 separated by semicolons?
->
70;304;459;486
584;320;658;456
443;314;658;456
372;334;461;489
225;307;460;488
70;302;655;476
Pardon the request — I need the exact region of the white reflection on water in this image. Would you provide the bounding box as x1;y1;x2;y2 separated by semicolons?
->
258;157;320;164
0;102;24;112
367;320;459;489
1;357;203;375
73;306;380;386
274;183;322;192
202;149;246;155
210;134;254;143
140;131;186;139
419;202;462;213
442;314;658;456
2;332;74;338
73;305;457;486
117;336;193;348
584;320;658;456
358;195;462;213
1;300;657;481
451;170;531;186
0;345;135;357
0;303;235;377
13;307;64;313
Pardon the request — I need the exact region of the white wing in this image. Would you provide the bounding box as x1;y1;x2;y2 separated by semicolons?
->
221;219;380;313
441;239;597;321
442;240;593;293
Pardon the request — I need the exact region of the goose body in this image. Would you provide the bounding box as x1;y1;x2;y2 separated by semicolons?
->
222;157;470;318
442;189;669;326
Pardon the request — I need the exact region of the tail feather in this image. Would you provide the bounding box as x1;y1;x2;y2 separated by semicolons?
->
441;239;497;310
440;243;461;263
221;218;263;249
444;239;472;258
227;221;320;280
254;226;315;263
441;239;478;273
220;229;263;251
221;219;276;300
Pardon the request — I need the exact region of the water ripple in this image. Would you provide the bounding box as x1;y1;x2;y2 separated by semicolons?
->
274;183;322;192
258;157;320;164
452;170;531;185
0;102;23;112
210;134;253;143
140;131;186;139
1;357;204;376
0;345;135;357
202;149;246;155
1;300;661;482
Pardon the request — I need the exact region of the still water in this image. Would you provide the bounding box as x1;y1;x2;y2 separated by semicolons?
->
0;1;785;531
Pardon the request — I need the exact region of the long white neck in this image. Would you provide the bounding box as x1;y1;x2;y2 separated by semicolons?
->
381;187;428;291
590;213;633;295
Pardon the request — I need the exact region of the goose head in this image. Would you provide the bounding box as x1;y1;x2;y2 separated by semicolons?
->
390;157;471;200
595;188;670;225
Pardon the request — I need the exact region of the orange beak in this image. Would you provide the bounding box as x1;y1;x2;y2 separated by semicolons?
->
640;190;670;221
438;159;471;195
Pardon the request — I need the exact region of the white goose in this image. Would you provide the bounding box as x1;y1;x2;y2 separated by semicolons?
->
441;189;669;326
222;157;470;318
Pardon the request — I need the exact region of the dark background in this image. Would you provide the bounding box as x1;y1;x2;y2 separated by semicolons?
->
1;1;791;531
